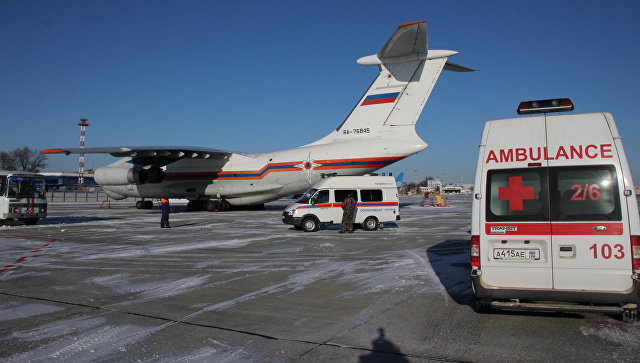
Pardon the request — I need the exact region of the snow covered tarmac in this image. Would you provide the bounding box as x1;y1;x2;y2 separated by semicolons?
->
0;194;639;362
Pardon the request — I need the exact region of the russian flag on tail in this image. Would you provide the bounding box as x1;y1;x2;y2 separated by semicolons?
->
361;92;400;106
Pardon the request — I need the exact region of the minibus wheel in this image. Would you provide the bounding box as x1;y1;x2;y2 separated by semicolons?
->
363;216;378;231
302;217;319;232
21;218;38;226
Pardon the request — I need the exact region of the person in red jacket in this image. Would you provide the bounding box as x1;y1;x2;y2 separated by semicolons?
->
160;198;171;228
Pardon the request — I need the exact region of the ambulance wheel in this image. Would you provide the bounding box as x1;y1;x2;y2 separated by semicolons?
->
363;216;378;231
22;218;38;226
623;308;638;323
475;299;492;313
0;219;4;226
206;200;221;212
136;201;143;209
301;217;319;232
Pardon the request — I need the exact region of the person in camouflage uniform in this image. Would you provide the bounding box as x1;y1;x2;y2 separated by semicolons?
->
340;193;357;233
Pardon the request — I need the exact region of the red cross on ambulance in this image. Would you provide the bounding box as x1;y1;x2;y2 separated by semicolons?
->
498;176;535;211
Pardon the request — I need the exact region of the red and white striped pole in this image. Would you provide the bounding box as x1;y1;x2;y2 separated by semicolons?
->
77;118;89;189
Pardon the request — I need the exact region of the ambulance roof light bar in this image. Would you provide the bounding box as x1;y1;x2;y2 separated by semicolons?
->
517;98;574;115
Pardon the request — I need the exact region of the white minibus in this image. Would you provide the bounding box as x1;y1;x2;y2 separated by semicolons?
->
283;176;400;232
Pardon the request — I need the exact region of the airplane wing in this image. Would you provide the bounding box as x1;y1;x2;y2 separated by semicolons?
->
41;146;249;167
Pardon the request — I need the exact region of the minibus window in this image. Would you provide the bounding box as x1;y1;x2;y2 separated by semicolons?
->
312;190;329;204
549;165;621;221
361;189;383;202
297;189;318;204
335;190;358;202
486;169;549;221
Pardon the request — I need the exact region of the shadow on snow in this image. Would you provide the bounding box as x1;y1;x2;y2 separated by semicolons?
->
359;328;410;363
426;239;475;308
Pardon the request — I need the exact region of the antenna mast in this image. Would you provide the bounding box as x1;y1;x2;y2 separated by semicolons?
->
77;118;89;189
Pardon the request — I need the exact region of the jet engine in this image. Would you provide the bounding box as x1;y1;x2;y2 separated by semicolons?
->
94;165;147;185
94;165;166;185
146;166;165;183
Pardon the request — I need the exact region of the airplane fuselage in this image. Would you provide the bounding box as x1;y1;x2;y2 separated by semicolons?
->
103;133;426;205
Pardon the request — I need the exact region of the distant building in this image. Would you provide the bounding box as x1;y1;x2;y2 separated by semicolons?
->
40;172;98;191
419;178;443;193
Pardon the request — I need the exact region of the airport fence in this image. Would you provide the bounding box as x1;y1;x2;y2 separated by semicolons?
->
46;190;141;204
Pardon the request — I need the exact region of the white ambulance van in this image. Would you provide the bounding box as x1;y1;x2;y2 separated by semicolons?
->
470;99;640;322
282;176;400;232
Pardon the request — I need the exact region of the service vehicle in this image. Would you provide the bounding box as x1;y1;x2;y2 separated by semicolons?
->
470;99;640;322
0;170;48;226
282;176;400;232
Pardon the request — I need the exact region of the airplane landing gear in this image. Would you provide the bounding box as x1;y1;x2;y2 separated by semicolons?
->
186;200;206;211
206;200;221;212
135;200;154;209
188;199;231;212
220;199;231;211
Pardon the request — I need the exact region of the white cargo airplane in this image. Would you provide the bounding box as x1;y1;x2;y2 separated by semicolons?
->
43;21;472;211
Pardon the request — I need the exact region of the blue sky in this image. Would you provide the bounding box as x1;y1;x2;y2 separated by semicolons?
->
2;0;639;184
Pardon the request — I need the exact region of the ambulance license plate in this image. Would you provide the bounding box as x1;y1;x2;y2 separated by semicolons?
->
493;248;540;260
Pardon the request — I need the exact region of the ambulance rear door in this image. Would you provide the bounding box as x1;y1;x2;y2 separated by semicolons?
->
480;117;553;290
545;113;632;292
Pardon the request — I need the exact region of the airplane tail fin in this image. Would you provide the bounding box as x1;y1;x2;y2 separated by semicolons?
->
309;21;472;146
395;172;404;188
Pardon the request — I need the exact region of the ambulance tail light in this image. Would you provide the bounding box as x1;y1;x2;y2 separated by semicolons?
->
631;235;640;270
517;98;574;115
471;235;480;267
